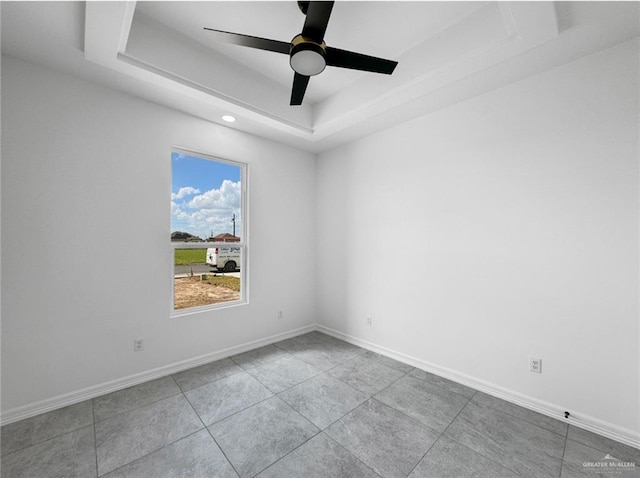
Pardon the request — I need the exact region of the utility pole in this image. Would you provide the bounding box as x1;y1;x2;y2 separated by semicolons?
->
232;214;236;237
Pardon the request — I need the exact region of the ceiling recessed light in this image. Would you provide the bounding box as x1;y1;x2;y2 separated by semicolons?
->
222;115;236;123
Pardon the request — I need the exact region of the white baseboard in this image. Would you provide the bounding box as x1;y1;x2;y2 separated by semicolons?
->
0;324;315;426
317;325;640;450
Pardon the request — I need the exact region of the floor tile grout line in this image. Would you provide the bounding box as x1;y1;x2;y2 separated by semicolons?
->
96;428;206;478
242;367;280;395
274;369;331;396
198;391;276;429
206;428;242;478
275;358;441;438
3;415;207;478
469;393;569;440
331;355;409;382
404;370;479;402
168;373;180;388
324;377;391;401
97;422;203;476
405;390;478;477
291;332;346;347
175;366;245;393
233;357;292;374
272;338;366;372
244;366;323;396
368;396;443;437
561;433;638;467
440;389;476;437
471;392;569;439
259;348;327;371
366;366;412;396
362;368;466;435
321;431;385;478
249;428;381;478
203;391;322;478
433;390;536;478
0;419;95;459
180;389;243;478
288;353;342;373
272;335;325;353
558;421;570;478
93;389;184;425
242;344;407;399
230;346;295;370
248;429;322;477
175;340;298;384
94;388;208;476
202;356;339;477
273;395;324;434
442;396;528;476
92;399;99;478
431;432;524;477
258;353;410;438
304;391;369;432
369;351;416;371
322;364;411;405
566;422;640;456
236;352;325;391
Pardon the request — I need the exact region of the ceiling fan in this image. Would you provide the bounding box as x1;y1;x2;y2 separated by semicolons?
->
204;1;398;106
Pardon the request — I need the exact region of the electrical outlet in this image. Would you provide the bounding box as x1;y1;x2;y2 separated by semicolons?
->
530;357;542;373
366;316;373;326
134;338;144;352
277;310;283;320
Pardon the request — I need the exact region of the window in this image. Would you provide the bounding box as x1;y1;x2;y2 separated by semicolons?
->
170;149;247;315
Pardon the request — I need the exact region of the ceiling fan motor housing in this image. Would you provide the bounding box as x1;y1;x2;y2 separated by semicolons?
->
297;1;310;15
290;35;326;76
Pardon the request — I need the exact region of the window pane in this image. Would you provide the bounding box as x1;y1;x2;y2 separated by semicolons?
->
171;152;242;242
174;248;241;309
171;151;244;311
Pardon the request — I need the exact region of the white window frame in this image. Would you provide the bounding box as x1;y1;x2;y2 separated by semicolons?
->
170;147;248;318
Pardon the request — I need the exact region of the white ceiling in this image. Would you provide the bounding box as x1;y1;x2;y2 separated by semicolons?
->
2;2;639;153
134;1;490;104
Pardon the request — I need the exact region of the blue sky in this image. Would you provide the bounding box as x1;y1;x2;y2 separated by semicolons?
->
171;152;242;239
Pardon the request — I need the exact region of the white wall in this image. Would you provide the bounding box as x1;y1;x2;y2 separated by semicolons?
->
317;38;639;440
2;36;638;446
1;56;317;414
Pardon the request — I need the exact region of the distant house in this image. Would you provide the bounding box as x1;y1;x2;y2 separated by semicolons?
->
171;231;203;242
208;233;240;243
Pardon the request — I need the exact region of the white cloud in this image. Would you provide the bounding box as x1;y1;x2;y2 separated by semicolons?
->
187;180;240;210
171;186;201;200
171;180;241;239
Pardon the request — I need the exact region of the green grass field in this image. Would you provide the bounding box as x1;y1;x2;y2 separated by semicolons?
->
174;248;206;265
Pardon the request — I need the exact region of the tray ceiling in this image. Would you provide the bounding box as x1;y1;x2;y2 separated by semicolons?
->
3;2;639;152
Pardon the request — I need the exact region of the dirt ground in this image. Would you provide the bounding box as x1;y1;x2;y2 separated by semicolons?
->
174;277;240;309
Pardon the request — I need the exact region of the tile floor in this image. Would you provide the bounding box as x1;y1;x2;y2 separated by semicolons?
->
2;331;639;477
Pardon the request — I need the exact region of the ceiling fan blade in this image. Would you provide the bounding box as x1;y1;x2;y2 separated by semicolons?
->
301;1;334;43
326;47;398;74
203;28;290;54
290;73;310;105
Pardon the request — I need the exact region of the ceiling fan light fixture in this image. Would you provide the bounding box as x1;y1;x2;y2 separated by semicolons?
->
204;2;398;105
290;38;326;76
